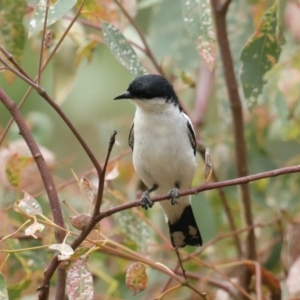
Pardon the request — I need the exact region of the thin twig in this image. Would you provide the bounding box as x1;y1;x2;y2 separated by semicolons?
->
160;262;180;293
0;0;86;146
175;248;187;280
94;131;117;214
37;0;50;85
113;0;163;75
0;46;32;80
177;271;238;299
186;218;279;259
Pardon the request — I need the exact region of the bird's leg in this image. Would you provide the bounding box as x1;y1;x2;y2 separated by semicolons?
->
168;182;180;205
140;184;158;210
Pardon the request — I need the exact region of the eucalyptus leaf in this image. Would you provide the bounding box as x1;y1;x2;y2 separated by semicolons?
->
0;274;9;300
102;22;147;77
182;0;216;70
28;0;77;38
66;258;94;300
0;0;26;63
240;0;283;108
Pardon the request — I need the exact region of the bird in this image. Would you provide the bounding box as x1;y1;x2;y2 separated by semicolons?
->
113;74;202;248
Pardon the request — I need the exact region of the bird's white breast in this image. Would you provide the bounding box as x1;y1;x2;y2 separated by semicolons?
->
131;98;196;222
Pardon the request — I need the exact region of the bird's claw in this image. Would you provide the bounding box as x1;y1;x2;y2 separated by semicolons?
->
168;188;179;205
140;191;154;210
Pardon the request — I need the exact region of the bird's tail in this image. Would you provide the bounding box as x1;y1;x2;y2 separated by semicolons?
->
168;205;202;248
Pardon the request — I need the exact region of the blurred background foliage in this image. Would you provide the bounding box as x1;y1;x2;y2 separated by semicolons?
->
1;0;300;299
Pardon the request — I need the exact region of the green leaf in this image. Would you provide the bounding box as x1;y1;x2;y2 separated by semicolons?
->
7;278;31;300
182;0;216;70
28;0;77;38
0;0;26;63
5;154;34;188
139;0;163;9
102;22;147;77
148;0;198;71
0;274;9;300
240;0;283;108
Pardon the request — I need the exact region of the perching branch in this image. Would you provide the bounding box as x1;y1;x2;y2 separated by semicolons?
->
98;164;300;220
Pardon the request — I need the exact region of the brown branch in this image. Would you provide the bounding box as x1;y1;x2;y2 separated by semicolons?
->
210;0;255;294
0;46;31;80
98;164;300;220
94;131;117;214
0;89;66;240
37;132;118;300
0;89;68;300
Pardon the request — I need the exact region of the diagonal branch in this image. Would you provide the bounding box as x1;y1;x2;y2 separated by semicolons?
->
0;89;66;240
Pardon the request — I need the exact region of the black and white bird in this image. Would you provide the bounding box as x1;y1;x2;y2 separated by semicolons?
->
114;74;202;248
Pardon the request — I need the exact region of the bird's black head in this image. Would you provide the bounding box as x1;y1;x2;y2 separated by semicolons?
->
114;74;178;103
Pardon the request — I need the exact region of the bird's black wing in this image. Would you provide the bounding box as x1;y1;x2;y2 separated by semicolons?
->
128;123;134;150
181;111;196;155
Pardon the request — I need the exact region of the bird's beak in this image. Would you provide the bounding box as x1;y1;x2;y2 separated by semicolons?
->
113;91;132;100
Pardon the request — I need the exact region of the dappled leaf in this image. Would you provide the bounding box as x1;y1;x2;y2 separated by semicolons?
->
60;247;91;270
240;1;283;108
5;154;34;188
126;262;148;296
0;273;9;300
118;211;150;251
18;191;43;215
0;0;26;63
7;278;31;299
80;177;96;203
182;0;216;70
102;22;147;77
66;258;94;300
0;140;55;193
28;0;77;38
